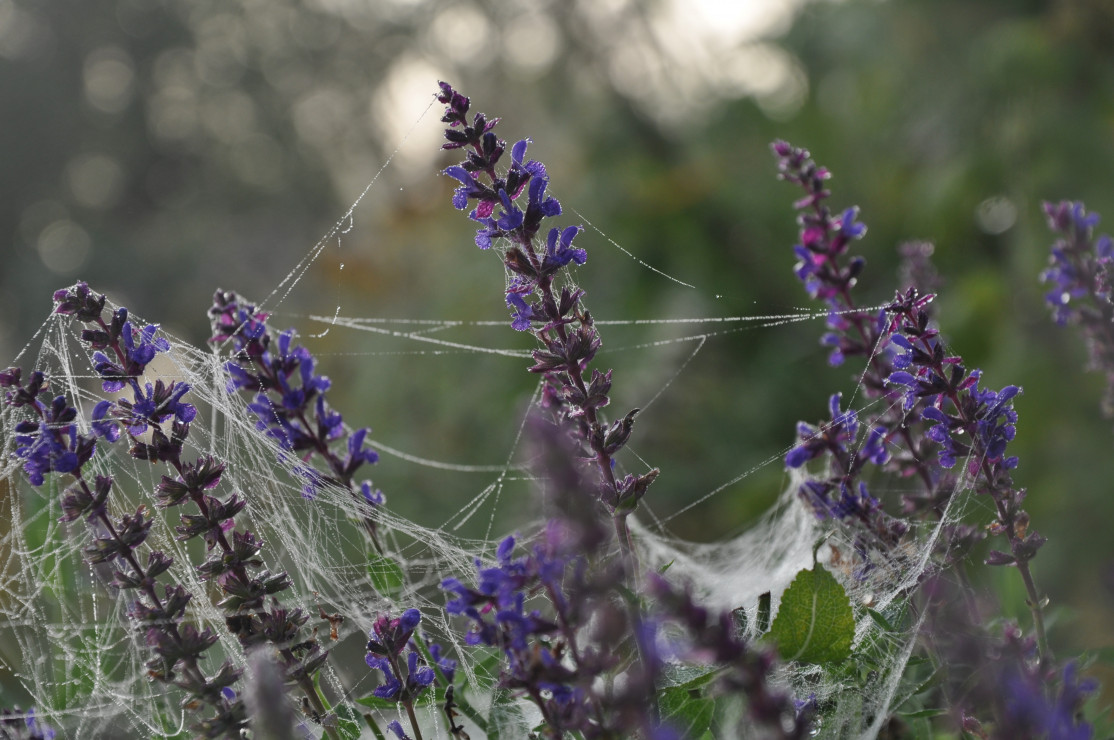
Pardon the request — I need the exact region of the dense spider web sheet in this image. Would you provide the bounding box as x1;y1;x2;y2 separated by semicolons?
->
0;100;982;740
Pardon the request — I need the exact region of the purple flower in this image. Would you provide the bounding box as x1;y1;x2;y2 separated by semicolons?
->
427;641;456;683
1041;201;1114;417
367;609;422;658
445;166;490;214
360;481;385;508
506;290;534;332
367;656;402;699
542;226;587;272
364;611;439;709
786;393;872;468
87;317;171;393
116;380;198;435
8;393;96;487
439;83;654;532
52;281;106;322
386;721;411;740
211;291;385;533
208;290;270;350
90;400;121;442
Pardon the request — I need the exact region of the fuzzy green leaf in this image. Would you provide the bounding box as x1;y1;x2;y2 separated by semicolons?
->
367;555;404;599
659;685;715;737
333;705;363;739
768;564;854;664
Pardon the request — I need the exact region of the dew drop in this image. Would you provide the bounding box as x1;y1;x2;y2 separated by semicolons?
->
339;263;345;270
88;563;98;620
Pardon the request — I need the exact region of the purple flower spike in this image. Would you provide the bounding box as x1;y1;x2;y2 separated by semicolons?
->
1041;200;1114;417
437;82;655;533
210;289;386;548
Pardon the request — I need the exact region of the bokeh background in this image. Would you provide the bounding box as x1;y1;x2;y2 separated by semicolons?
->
3;0;1114;722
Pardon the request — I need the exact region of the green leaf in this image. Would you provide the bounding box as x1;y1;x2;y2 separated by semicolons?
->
367;555;405;599
768;564;854;664
659;661;722;690
659;685;715;737
899;708;947;719
756;591;772;634
333;704;363;739
355;695;401;711
865;607;899;633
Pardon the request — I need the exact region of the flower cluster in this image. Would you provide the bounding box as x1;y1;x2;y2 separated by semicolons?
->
29;282;340;739
771;140;872;363
1040;201;1114;415
365;610;433;700
772;141;956;545
772;141;1070;733
439;412;671;740
442;534;597;732
363;609;455;740
882;287;1037;550
437;81;657;560
3;353;246;737
3;368;96;486
786;393;906;548
209;290;385;548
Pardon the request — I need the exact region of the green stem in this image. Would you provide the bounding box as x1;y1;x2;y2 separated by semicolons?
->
613;513;639;574
295;673;342;740
365;713;387;740
1015;559;1051;660
402;698;424;740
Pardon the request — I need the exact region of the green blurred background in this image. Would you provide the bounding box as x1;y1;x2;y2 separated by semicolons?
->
3;0;1114;719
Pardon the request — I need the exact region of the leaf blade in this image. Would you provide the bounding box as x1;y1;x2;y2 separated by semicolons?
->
768;564;854;664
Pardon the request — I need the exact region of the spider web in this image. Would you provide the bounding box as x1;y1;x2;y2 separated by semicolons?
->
0;94;984;740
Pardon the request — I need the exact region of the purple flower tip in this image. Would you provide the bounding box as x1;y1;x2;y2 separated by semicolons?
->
400;608;421;632
497;535;515;562
785;445;812;469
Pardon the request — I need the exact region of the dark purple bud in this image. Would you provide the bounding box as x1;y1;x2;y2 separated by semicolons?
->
984;550;1016;566
52;281;106;321
367;609;422;658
